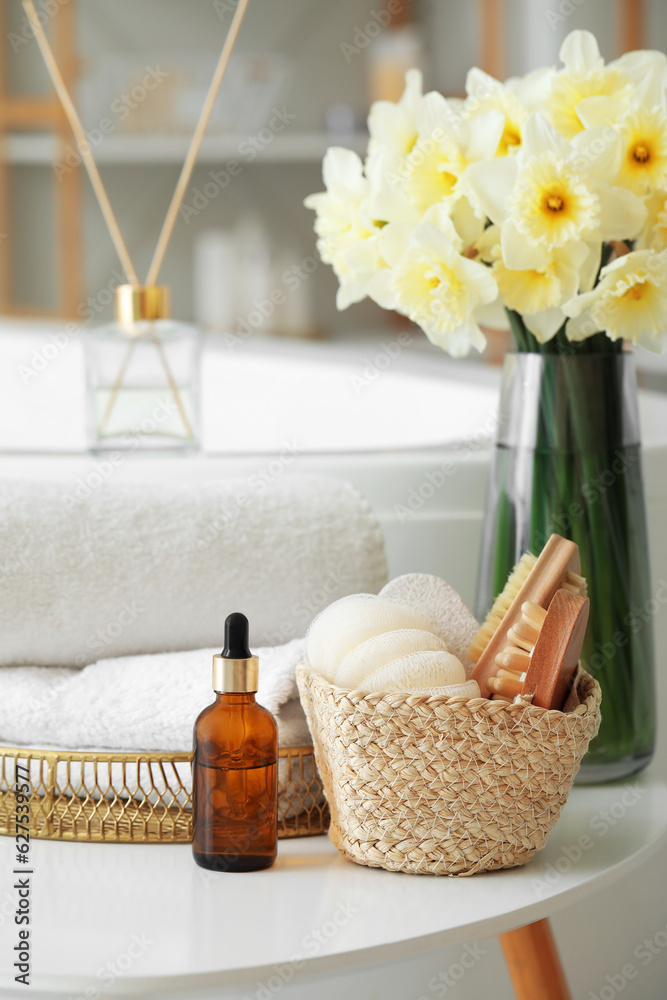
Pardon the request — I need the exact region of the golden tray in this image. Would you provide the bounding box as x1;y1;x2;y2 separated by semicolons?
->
0;745;329;844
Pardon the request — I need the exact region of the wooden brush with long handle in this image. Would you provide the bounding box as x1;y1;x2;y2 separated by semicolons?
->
488;590;590;710
470;534;586;699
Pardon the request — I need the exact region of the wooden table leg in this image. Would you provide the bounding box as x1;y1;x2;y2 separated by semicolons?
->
499;918;572;1000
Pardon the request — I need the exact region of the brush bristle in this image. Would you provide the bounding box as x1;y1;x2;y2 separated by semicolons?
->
468;552;537;663
563;570;587;597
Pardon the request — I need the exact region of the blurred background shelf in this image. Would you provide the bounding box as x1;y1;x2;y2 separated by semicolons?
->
2;0;666;374
4;130;370;165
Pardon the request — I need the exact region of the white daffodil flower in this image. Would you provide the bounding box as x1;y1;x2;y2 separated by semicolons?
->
464;67;528;156
368;89;504;229
494;243;589;342
479;224;592;342
637;189;667;252
385;221;498;357
563;249;667;351
465;113;646;263
545;30;633;139
505;66;557;115
575;73;667;197
616;106;667;194
367;68;423;166
610;47;667;89
304;147;388;309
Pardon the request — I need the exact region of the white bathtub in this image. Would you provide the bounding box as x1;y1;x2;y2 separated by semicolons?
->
1;322;667;613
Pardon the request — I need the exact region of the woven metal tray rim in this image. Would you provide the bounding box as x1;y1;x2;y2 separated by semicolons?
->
0;743;329;843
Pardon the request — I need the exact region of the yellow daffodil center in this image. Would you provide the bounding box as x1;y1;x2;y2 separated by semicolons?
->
544;191;566;213
633;144;650;164
509;154;600;249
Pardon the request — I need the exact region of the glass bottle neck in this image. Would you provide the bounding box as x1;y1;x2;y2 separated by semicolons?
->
214;691;257;704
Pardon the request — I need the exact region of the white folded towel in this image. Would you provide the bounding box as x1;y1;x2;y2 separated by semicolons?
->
0;639;310;751
0;475;387;667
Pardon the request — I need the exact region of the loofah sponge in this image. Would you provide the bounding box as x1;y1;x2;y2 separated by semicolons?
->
306;595;434;682
380;574;479;676
408;680;481;699
359;649;466;693
335;629;447;689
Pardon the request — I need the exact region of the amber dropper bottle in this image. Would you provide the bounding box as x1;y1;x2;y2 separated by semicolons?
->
192;612;278;872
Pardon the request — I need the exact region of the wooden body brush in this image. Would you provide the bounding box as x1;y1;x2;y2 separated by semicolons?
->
487;590;590;709
470;534;587;705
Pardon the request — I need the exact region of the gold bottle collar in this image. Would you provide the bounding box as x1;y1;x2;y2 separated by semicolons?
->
115;284;171;324
212;655;259;693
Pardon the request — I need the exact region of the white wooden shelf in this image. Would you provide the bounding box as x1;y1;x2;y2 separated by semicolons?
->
5;130;368;165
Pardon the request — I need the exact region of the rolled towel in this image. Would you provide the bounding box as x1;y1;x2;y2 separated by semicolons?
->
0;476;387;667
0;638;309;751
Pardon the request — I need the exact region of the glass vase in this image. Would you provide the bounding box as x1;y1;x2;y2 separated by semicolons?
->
476;351;655;782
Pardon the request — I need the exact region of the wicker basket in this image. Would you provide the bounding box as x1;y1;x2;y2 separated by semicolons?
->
297;663;601;876
0;745;328;844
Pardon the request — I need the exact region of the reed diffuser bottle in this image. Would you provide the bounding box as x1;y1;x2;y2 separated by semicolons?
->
85;284;200;450
192;613;278;872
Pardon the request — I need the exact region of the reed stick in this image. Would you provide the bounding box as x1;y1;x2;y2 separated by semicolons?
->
22;0;138;286
145;0;251;285
148;331;194;441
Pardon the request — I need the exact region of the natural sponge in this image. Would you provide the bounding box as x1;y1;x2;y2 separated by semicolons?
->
306;595;434;681
335;629;447;689
409;680;481;699
359;649;466;693
380;574;479;676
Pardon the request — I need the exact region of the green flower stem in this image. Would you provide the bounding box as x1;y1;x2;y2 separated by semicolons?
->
557;357;640;753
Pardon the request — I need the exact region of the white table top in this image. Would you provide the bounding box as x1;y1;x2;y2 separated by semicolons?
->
1;773;665;997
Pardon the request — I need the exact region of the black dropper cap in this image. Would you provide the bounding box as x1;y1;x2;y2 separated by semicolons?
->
222;612;252;660
212;612;258;692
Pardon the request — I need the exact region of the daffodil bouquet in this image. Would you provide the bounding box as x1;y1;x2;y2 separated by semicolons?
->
306;30;667;354
306;30;663;779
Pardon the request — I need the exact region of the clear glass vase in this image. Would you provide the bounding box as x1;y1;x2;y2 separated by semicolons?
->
476;351;655;783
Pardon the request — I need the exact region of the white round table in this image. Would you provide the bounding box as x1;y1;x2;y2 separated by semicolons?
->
0;774;665;1000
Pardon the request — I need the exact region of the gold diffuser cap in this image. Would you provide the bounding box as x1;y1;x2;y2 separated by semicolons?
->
115;284;171;324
